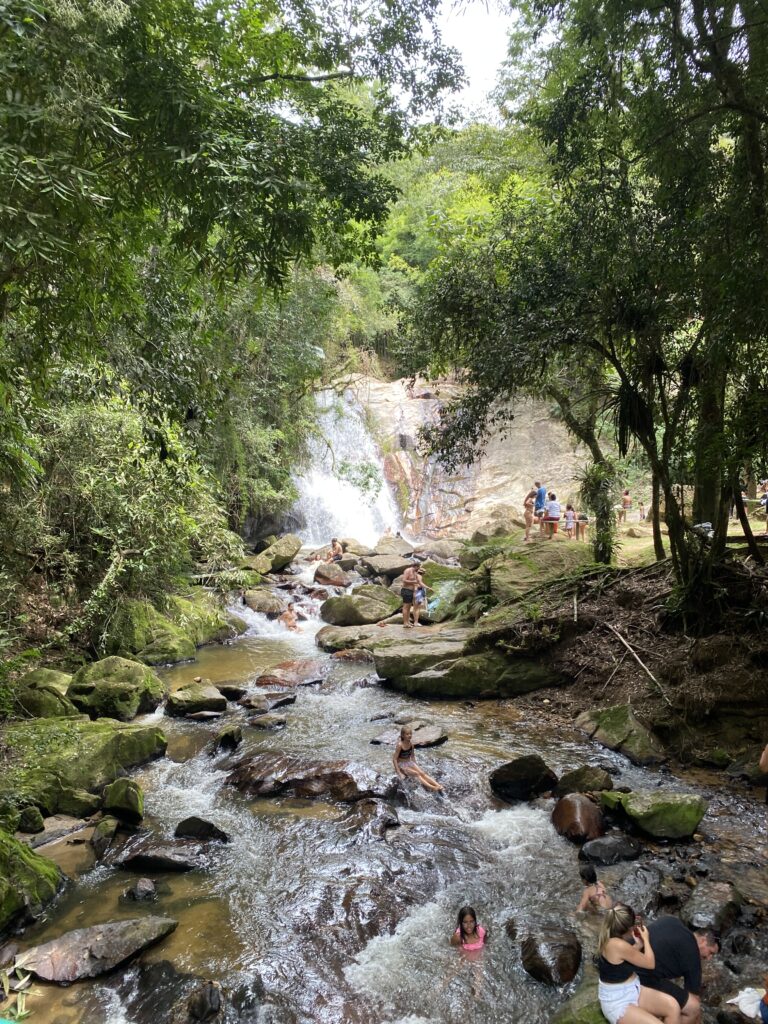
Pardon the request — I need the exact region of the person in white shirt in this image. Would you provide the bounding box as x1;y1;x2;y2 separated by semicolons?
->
546;492;561;537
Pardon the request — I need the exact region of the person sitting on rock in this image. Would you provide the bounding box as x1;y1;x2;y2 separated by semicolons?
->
546;492;561;537
392;725;443;792
635;917;719;1024
597;904;680;1024
329;538;343;563
577;864;614;913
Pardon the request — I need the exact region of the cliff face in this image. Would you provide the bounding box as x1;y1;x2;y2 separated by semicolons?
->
349;376;587;539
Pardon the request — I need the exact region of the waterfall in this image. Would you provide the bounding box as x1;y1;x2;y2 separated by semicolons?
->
291;390;402;547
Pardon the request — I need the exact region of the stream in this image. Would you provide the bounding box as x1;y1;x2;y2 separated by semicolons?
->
18;562;768;1024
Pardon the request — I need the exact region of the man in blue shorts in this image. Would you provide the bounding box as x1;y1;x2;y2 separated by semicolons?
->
534;480;547;533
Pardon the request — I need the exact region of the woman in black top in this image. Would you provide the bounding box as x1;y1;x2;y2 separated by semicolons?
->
597;904;680;1024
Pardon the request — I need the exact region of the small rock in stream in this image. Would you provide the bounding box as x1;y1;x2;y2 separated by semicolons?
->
174;816;230;844
209;724;242;755
122;878;157;901
187;980;224;1021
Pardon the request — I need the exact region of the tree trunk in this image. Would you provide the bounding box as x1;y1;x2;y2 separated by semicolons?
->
733;480;765;565
692;360;727;526
651;472;665;560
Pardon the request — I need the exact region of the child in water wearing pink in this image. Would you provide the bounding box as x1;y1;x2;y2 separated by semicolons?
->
447;905;487;997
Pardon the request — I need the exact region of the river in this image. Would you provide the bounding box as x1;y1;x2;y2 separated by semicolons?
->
17;564;768;1024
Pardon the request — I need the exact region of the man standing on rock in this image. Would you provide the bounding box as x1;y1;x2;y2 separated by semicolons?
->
401;563;420;629
534;480;547;532
635;917;719;1024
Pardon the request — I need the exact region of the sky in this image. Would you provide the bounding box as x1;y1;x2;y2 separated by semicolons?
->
436;1;512;118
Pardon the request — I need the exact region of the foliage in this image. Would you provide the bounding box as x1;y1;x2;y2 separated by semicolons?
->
578;462;617;567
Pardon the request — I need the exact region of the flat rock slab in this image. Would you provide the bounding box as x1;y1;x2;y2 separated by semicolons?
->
253;659;328;688
166;682;227;717
111;837;209;873
15;917;177;982
239;691;296;713
215;682;248;701
247;713;287;730
371;722;447;748
186;710;224;721
226;752;395;803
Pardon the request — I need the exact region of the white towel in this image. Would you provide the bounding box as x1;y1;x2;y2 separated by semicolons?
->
726;987;767;1019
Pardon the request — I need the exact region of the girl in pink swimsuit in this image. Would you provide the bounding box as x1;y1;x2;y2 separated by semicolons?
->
447;905;487;997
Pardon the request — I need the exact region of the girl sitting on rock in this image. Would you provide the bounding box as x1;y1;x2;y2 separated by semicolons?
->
597;904;680;1024
392;725;443;792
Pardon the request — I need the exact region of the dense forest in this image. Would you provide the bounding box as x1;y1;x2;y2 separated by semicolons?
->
2;0;768;691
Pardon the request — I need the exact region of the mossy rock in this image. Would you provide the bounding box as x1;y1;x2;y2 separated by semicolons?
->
483;541;592;604
166;680;227;717
103;778;144;824
321;585;401;626
69;657;167;721
165;591;242;646
0;828;64;934
0;718;167;817
398;652;559;699
551;969;602;1024
575;704;665;766
555;766;614;797
371;638;468;681
600;789;708;839
17;805;45;834
91;816;119;860
57;787;101;818
419;562;472;623
16;683;80;719
243;590;288;616
17;669;72;696
259;534;302;572
242;553;272;574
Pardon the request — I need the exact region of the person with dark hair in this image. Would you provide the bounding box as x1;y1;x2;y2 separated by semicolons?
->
577;863;613;912
450;905;487;951
635;917;719;1024
597;904;680;1023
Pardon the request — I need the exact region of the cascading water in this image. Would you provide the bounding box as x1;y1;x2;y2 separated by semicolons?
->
291;390;402;547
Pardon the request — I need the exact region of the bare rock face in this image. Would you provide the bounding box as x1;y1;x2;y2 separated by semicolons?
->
520;927;582;986
370;721;447;748
551;794;605;843
15;917;177;982
313;562;352;587
253;659;328;688
489;755;558;803
337;799;400;841
225;752;395;803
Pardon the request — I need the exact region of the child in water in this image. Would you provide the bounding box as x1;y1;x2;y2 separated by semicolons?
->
576;864;614;912
445;905;487;998
392;726;443;792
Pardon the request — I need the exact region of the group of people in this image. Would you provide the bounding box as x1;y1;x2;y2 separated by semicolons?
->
577;866;721;1024
523;481;589;542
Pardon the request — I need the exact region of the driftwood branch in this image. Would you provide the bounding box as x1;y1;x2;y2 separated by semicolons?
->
604;622;672;707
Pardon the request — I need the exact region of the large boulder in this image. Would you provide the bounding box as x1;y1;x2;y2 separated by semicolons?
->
399;653;560;699
253;659;328;688
69;657;167;721
112;837;209;872
555;766;614;797
243;590;288;617
0;718;167;818
371;637;468;681
600;789;708;839
340;538;375;556
321;585;401;626
17;668;72;695
521;927;582;985
103;778;144;824
313;562;352;587
0;829;64;933
174;817;229;844
359;554;415;579
679;880;742;933
259;534;302;572
91;816;119;860
15;917;178;982
16;678;80;719
371;721;447;748
580;834;641;864
226;752;395;803
551;794;605;843
374;536;413;557
315;623;383;652
166;680;228;717
575;705;665;765
489;755;558;803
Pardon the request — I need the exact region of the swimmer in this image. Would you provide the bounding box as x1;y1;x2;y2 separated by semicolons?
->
278;605;299;632
576;863;614;912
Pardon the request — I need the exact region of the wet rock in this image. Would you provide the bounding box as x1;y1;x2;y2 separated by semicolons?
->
17;805;45;834
320;585;401;626
551;794;605;843
174;817;229;844
314;623;382;651
166;680;227;717
359;554;416;579
243;589;287;617
332;648;374;663
112;836;209;872
209;724;242;755
680;880;742;933
338;555;359;572
14;917;178;982
187;980;224;1020
239;690;296;713
504;919;517;940
103;778;144;824
619;864;663;916
370;721;447;748
214;682;247;701
91;816;120;859
0;829;64;933
373;536;414;557
555;766;614;797
551;969;603;1023
226;752;395;803
69;657;167;721
580;834;641;864
575;704;665;766
123;878;157;901
337;799;400;841
0;942;19;968
401;651;559;699
247;712;287;730
258;534;302;572
716;1012;752;1024
600;790;708;839
722;930;752;957
371;637;468;681
254;659;328;688
313;562;352;587
521;926;582;985
187;710;224;721
489;755;558;803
